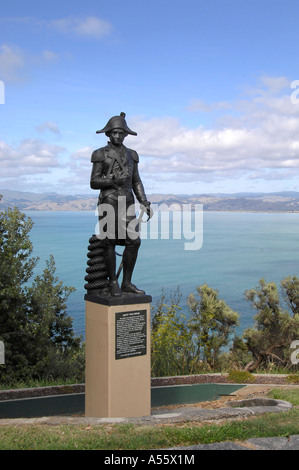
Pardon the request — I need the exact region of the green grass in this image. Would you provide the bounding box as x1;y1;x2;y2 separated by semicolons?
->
0;410;298;450
0;378;80;391
0;389;298;450
268;388;299;405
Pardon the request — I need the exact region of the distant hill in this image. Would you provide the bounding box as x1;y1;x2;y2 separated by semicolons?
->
1;189;299;212
0;189;96;211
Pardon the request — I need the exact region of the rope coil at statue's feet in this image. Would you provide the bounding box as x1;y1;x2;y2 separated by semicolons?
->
84;235;109;294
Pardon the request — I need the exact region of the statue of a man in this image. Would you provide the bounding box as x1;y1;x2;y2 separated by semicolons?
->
90;113;152;297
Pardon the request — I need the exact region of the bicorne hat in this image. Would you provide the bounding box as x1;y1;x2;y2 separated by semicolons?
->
96;112;137;136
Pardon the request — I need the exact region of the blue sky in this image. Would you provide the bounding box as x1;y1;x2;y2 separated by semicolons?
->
1;0;299;195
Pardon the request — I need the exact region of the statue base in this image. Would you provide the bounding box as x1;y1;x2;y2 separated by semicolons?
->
84;293;152;418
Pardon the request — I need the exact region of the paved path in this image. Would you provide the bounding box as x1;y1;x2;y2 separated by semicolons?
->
167;434;299;450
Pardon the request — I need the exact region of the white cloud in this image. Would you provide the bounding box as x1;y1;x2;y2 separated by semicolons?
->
36;122;61;135
51;16;113;39
0;15;112;82
0;43;60;82
249;75;291;95
186;99;231;113
66;146;94;188
41;50;59;63
0;44;25;82
1;15;113;40
67;80;299;191
127;77;299;185
2;74;299;194
0;139;65;177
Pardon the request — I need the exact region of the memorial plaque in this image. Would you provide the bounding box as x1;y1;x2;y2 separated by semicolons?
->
115;310;147;360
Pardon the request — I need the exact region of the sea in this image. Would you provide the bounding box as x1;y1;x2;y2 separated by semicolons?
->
26;210;299;339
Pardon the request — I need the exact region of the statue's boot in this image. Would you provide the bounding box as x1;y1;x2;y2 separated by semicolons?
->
104;245;122;296
121;245;145;295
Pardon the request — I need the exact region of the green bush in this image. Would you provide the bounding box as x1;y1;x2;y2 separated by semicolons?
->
227;370;255;383
286;374;299;384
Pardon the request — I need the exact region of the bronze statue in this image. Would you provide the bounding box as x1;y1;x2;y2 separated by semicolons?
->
90;112;152;297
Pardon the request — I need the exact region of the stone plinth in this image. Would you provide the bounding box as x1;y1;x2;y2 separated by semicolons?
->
84;293;152;418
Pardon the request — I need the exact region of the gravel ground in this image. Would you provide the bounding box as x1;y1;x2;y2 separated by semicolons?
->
151;373;294;387
152;384;298;411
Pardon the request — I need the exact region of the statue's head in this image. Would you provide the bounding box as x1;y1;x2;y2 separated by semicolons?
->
96;112;137;137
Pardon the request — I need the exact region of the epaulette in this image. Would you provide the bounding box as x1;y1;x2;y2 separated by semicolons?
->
129;149;139;163
91;148;105;163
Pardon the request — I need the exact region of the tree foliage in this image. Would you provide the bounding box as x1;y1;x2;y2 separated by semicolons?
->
152;278;299;376
238;277;299;371
0;204;84;384
187;284;239;369
151;288;197;377
151;285;239;376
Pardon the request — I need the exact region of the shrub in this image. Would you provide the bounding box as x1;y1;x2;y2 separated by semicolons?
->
227;370;255;383
286;374;299;384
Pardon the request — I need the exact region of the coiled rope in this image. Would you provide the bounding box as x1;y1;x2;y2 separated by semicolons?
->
84;234;109;293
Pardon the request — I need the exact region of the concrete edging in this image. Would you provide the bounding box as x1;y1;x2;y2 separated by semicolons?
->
0;396;293;426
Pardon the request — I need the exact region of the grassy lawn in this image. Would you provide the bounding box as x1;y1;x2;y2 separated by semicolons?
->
0;389;298;450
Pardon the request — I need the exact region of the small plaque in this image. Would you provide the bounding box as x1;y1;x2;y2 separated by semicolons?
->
115;310;147;360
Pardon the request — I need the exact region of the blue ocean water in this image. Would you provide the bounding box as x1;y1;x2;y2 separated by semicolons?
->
26;210;299;338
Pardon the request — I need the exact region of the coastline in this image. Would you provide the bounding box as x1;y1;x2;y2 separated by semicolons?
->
2;189;299;213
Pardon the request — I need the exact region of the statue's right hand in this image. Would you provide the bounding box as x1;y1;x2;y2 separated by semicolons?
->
113;173;130;187
95;177;119;189
106;177;119;189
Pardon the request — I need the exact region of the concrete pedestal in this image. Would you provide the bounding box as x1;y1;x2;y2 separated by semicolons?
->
85;294;152;418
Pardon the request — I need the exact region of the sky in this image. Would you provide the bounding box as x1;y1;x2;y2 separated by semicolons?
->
1;0;299;196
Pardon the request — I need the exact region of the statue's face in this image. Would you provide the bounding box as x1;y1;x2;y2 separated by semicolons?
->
109;129;126;146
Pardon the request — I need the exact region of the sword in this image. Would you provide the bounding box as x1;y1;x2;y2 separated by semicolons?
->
116;207;148;279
